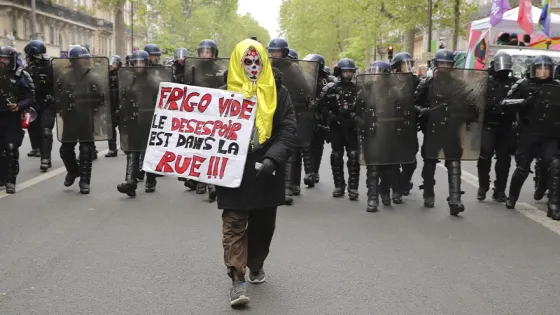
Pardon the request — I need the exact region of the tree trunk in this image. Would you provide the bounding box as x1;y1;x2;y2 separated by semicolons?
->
114;1;126;57
403;28;415;57
452;0;460;50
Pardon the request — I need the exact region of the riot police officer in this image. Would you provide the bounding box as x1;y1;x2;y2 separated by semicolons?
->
415;49;469;215
319;58;360;200
267;38;289;59
476;52;517;202
0;46;35;193
324;66;336;83
24;40;54;172
390;52;422;197
144;43;162;66
504;55;560;220
55;46;108;194
303;53;329;186
197;39;219;58
105;55;122;158
172;48;188;84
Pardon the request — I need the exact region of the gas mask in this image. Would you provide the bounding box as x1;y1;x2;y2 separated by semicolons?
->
242;46;262;82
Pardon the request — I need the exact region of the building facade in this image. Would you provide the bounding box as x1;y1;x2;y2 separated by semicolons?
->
0;0;144;58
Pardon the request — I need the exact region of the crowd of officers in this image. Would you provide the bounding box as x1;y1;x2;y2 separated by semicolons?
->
1;38;559;222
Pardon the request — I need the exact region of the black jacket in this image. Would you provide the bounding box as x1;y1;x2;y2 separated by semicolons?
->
216;68;297;210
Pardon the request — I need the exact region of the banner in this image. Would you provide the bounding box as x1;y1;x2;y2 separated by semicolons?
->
142;82;257;188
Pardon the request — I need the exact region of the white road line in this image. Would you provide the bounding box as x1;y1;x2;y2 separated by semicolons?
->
0;149;110;200
436;163;560;236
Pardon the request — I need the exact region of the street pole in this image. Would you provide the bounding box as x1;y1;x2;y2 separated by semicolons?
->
131;1;134;52
427;0;432;52
31;0;37;39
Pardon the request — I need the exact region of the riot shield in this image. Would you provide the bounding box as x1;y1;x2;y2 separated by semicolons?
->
0;63;11;112
355;73;417;165
52;57;112;142
528;84;560;137
118;66;173;151
270;58;319;146
183;57;229;88
425;68;487;160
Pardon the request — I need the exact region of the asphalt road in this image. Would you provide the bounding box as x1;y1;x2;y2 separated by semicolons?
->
1;132;559;314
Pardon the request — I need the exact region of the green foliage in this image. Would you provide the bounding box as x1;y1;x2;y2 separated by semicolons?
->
279;0;478;65
132;0;270;58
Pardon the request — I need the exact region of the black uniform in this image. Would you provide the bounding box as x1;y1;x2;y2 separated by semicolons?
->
106;67;120;157
477;70;517;202
0;53;35;194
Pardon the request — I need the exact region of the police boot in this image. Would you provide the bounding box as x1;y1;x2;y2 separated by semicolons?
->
208;184;217;202
60;145;80;187
506;167;530;209
196;182;207;194
476;157;491;201
184;179;197;190
547;159;560;220
379;175;391;206
145;173;157;193
92;144;98;161
492;155;511;203
366;166;380;212
388;166;403;204
331;151;346;197
78;144;93;194
302;147;315;188
40;128;53;172
534;159;549;201
292;152;302;196
4;144;19;194
420;161;437;208
311;140;324;184
400;159;416;196
0;149;7;187
105;139;118;157
284;155;295;205
136;152;145;181
347;150;360;200
27;148;40;157
447;161;465;216
117;152;138;197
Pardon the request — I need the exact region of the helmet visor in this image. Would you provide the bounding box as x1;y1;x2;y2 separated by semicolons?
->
174;50;188;60
368;66;388;74
530;62;553;79
493;55;512;72
109;56;121;66
398;59;414;73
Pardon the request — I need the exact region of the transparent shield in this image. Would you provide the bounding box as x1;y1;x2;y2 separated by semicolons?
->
355;73;417;165
118;66;172;151
425;68;488;160
0;62;11;112
52;57;112;142
183;57;229;88
527;84;560;137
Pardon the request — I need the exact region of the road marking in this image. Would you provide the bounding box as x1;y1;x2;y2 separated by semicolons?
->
436;163;560;236
0;149;110;200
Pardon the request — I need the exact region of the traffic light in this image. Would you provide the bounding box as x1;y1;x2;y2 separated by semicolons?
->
388;45;394;60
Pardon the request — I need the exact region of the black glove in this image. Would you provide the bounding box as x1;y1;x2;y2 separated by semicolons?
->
255;158;276;178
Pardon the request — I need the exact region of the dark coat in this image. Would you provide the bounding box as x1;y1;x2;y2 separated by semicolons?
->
216;69;297;211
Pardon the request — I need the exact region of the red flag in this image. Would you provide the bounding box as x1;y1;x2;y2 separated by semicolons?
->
518;0;533;34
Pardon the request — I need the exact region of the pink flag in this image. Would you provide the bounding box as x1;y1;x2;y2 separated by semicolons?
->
518;0;534;34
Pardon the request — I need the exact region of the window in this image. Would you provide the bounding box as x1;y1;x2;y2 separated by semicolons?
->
50;27;54;44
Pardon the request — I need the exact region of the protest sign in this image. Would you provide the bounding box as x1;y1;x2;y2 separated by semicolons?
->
142;82;257;188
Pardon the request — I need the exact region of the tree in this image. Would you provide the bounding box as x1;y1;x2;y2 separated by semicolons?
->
98;0;127;57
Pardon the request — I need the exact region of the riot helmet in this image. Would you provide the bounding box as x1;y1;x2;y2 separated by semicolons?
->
433;48;455;68
24;40;49;62
390;52;414;73
303;54;325;72
267;38;289;58
530;55;554;80
491;52;513;72
0;46;17;71
130;50;150;68
337;58;356;81
144;43;162;65
367;60;390;74
174;48;189;65
288;48;299;60
324;65;331;76
197;40;218;58
68;46;92;68
109;55;122;71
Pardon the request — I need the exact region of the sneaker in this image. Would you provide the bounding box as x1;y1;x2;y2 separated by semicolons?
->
230;280;250;307
248;269;266;284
